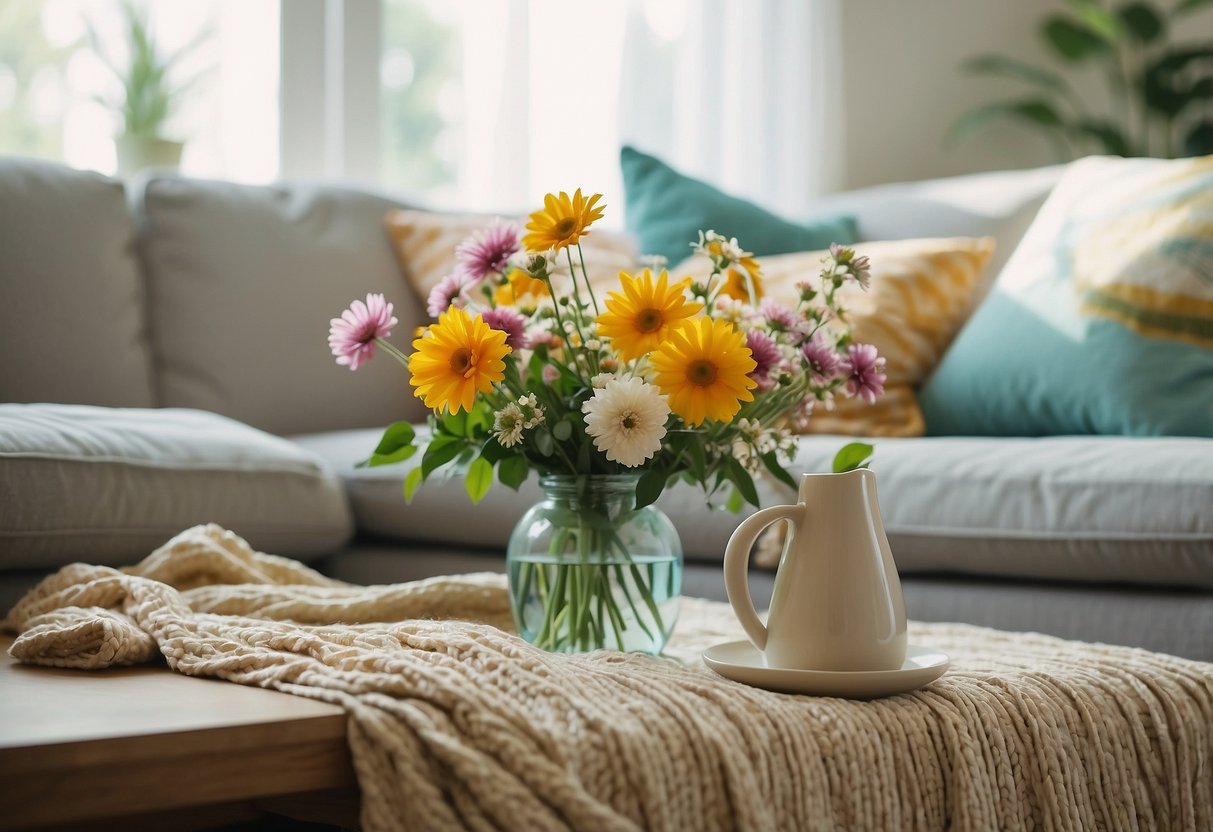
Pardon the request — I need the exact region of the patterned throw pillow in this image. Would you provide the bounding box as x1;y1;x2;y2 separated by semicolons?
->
384;209;639;303
920;154;1213;437
673;237;996;436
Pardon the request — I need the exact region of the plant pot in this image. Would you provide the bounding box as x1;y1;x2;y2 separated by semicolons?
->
115;135;184;176
506;474;682;654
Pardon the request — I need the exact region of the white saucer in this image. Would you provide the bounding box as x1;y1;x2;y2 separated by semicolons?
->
702;641;949;699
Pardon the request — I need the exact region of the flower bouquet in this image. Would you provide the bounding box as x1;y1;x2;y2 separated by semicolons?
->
329;189;883;653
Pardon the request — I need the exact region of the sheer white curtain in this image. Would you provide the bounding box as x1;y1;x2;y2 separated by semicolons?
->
445;0;842;217
619;0;844;217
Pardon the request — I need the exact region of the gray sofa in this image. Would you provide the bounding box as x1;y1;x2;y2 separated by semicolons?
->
2;156;1210;661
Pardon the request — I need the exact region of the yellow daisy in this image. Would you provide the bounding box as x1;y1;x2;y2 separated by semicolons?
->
650;318;757;426
493;268;549;307
522;189;605;252
719;257;764;304
595;269;703;362
408;306;511;414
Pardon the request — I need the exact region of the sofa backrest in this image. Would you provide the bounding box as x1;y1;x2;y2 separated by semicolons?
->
130;173;429;436
0;157;157;408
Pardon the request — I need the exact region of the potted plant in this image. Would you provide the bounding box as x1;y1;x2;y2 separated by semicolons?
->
953;0;1213;159
90;1;208;175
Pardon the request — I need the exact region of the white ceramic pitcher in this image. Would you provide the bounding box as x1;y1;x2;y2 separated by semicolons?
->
723;468;907;671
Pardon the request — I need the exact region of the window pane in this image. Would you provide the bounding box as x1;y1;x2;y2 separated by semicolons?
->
0;0;278;183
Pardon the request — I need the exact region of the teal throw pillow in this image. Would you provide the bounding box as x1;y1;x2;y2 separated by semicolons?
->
620;146;858;265
920;155;1213;437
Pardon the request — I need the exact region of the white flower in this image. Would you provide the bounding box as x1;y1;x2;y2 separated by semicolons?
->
591;372;616;388
493;403;525;447
581;377;670;467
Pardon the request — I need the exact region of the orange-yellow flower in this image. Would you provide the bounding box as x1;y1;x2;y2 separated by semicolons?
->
493;268;549;307
522;189;605;252
649;318;757;425
408;306;510;414
719;257;764;303
595;269;702;361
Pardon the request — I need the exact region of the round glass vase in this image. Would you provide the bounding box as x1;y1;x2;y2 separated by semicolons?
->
506;475;682;654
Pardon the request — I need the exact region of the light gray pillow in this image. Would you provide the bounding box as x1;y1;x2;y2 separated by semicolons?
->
0;157;156;407
132;174;429;436
0;404;353;570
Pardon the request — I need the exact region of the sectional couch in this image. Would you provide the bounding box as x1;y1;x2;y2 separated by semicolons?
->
1;156;1210;661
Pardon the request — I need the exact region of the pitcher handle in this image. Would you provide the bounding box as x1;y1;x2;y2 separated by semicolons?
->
723;503;803;652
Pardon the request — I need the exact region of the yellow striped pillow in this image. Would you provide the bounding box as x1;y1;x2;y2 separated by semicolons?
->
673;237;995;437
384;209;638;302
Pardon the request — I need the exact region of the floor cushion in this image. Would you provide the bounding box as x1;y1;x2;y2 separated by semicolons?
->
0;404;353;570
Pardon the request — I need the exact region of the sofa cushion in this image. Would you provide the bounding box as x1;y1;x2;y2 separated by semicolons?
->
920;155;1213;438
777;435;1213;589
131;175;429;436
673;237;996;437
294;429;1213;589
0;158;156;407
0;404;353;570
621;146;859;265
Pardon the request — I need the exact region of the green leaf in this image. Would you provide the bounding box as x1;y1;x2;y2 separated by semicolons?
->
498;455;529;489
465;457;493;504
832;442;874;473
479;436;511;465
725;487;745;513
951;100;1067;144
534;429;555;457
761;452;798;491
687;437;707;483
726;458;760;507
552;419;573;441
441;409;468;437
403;467;424;503
358;421;417;467
961;54;1070;93
421;436;463;477
1142;49;1213;117
1043;16;1111;61
1072;4;1124;42
1072;119;1135;155
635;468;667;509
1118;2;1164;43
1185;120;1213;156
1175;0;1213;14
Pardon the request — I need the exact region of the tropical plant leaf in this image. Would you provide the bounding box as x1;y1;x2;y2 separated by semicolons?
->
1175;0;1213;14
465;457;493;503
961;54;1071;93
951;99;1066;142
1073;4;1125;41
1043;16;1112;60
1185;120;1213;156
1118;2;1165;43
1072;119;1135;155
1142;48;1213;117
832;442;874;473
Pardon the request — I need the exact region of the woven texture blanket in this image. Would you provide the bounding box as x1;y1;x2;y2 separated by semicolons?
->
6;524;1212;832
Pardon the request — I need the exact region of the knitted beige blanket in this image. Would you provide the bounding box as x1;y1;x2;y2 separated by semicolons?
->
6;525;1212;832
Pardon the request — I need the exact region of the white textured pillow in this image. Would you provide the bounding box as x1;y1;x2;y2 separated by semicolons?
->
0;404;353;570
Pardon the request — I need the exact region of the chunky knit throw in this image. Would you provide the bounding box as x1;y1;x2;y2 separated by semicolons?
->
5;524;1212;831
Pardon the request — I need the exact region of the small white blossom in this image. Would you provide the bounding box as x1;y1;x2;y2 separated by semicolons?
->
519;393;539;408
581;377;670;467
493;403;525;447
591;372;616;388
584;338;601;351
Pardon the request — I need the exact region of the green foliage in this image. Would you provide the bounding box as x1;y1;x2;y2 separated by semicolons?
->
90;1;210;138
954;0;1213;159
832;442;874;474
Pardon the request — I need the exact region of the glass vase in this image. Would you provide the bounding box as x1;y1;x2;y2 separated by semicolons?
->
506;475;682;654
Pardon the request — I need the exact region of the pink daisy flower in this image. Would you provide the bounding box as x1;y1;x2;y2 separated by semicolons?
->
801;334;842;385
426;273;468;318
481;307;527;350
456;218;521;283
842;342;886;404
745;329;782;391
328;293;397;371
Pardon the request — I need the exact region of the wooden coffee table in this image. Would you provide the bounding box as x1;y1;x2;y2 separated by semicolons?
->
0;636;359;830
